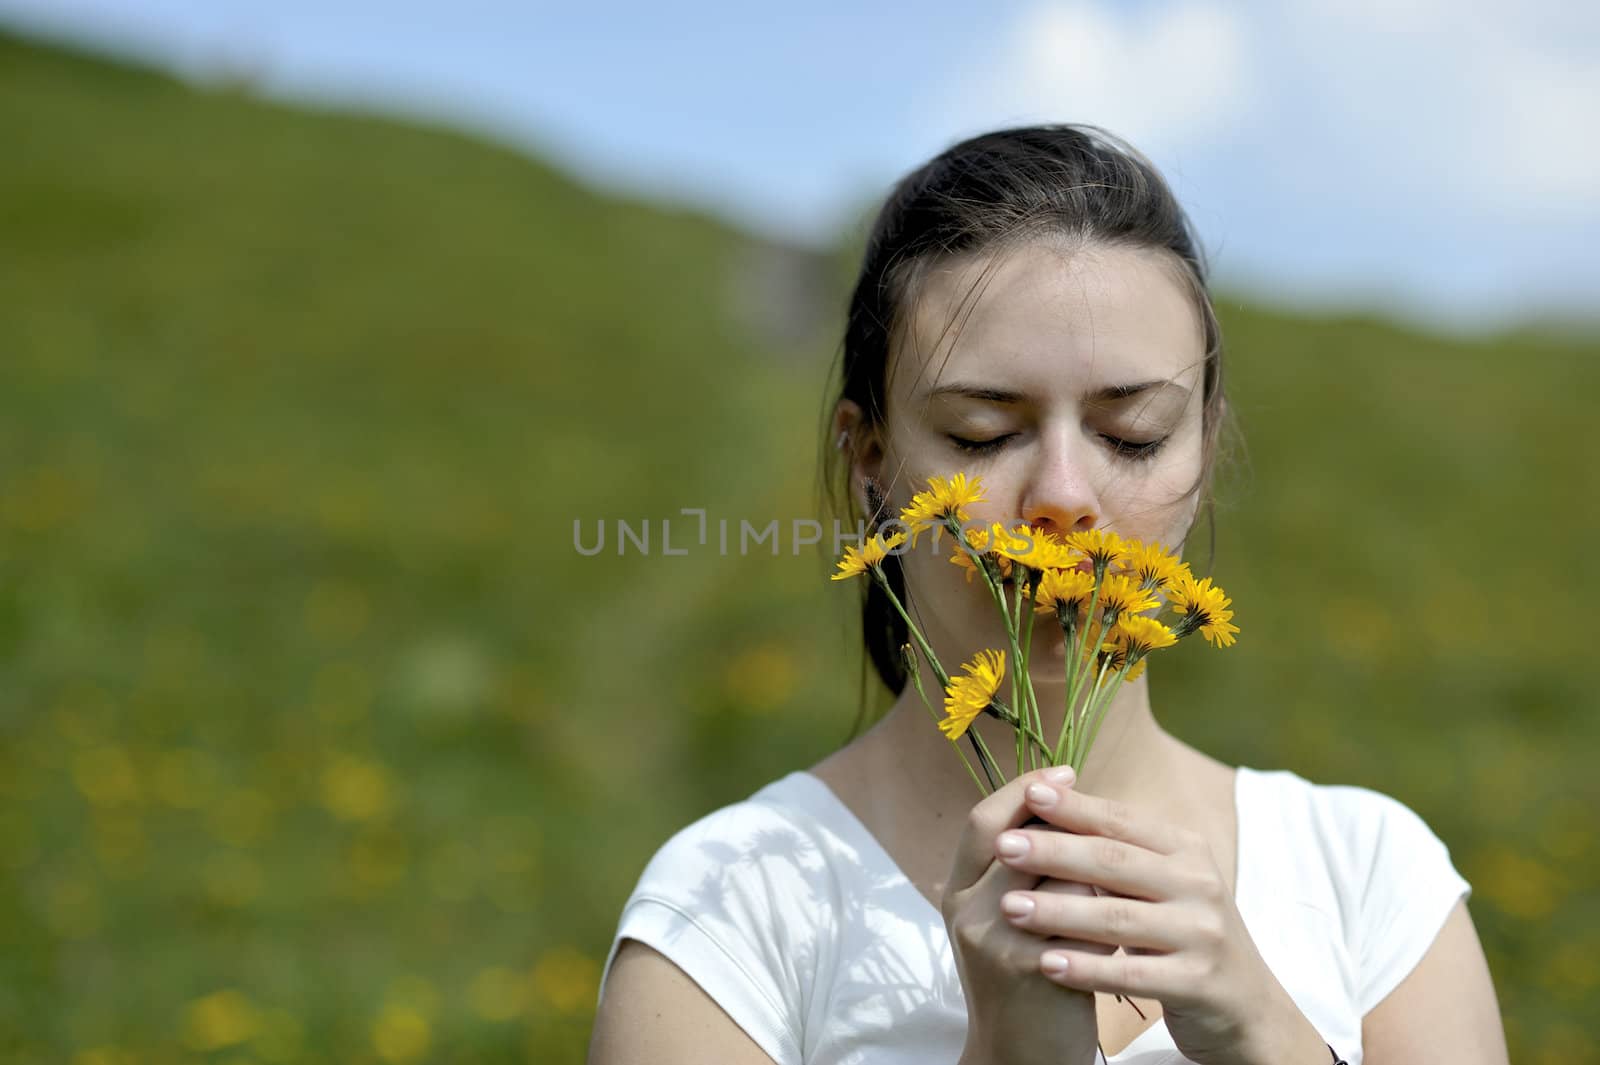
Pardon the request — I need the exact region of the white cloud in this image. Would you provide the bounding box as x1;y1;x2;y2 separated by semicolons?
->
1276;1;1600;217
929;0;1258;157
932;0;1598;219
1469;39;1600;213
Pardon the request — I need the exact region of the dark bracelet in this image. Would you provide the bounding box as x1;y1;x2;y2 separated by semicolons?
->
1327;1044;1349;1065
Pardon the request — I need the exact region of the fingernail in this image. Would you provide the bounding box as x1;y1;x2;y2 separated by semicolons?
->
1041;952;1070;976
997;832;1029;859
1045;765;1076;785
1001;893;1034;919
1025;782;1058;807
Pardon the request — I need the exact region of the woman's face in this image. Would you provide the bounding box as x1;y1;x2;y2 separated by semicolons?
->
858;239;1211;681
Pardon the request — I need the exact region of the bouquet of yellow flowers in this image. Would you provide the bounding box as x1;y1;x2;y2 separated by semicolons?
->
831;472;1239;795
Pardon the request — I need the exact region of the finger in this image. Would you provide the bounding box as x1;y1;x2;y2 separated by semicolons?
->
998;889;1185;951
993;827;1183;900
950;764;1076;890
1023;878;1119;956
1036;947;1202;1007
1086;883;1161;954
1020;779;1187;855
964;862;1117;958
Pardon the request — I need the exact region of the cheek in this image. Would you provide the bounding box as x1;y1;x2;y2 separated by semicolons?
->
896;537;996;626
898;538;963;602
1109;452;1204;542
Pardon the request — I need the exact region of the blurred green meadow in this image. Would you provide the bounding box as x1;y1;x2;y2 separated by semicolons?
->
1;26;1596;1065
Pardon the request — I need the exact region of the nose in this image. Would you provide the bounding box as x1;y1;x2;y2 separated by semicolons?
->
1018;431;1101;537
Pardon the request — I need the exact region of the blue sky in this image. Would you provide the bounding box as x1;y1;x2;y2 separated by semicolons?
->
3;0;1597;334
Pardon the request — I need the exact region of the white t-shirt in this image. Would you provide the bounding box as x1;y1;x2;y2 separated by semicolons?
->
598;765;1471;1065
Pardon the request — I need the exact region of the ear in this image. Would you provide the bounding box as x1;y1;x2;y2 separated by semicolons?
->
832;399;885;515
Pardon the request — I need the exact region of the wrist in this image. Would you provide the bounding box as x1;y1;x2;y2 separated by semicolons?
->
1233;1000;1331;1065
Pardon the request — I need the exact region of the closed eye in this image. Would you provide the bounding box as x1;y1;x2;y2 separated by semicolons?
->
951;433;1168;461
948;434;1015;456
1102;434;1168;461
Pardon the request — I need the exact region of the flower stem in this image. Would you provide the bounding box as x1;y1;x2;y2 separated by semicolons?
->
872;568;947;688
1058;582;1102;765
968;727;1002;788
1017;571;1043;767
1071;652;1127;775
905;647;988;796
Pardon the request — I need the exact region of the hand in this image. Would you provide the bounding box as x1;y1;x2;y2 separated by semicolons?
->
991;778;1309;1065
943;765;1112;1065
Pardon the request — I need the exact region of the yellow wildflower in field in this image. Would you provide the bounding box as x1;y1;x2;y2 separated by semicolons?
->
940;649;1005;741
182;989;261;1052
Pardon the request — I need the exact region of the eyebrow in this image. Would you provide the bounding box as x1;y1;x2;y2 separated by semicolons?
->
921;379;1184;404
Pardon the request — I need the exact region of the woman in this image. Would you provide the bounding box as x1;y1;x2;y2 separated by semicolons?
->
588;125;1508;1065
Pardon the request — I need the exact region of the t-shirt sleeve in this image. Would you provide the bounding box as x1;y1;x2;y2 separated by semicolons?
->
1332;785;1473;1016
597;801;829;1065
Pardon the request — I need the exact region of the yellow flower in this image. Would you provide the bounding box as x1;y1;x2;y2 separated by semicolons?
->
931;471;985;513
1063;528;1129;572
1034;567;1095;614
950;548;1012;583
1092;623;1155;681
901;472;986;543
1098;574;1161;617
1117;541;1188;590
1108;614;1179;656
940;649;1005;741
1168;573;1240;648
992;524;1076;571
948;525;1013;583
1096;639;1131;672
953;522;1012;556
830;531;907;580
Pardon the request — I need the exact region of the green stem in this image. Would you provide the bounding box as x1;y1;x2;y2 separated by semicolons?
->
873;568;948;688
1057;586;1102;766
949;519;1032;777
986;698;1057;766
992;579;1032;773
876;552;997;790
1007;577;1025;777
905;648;988;796
1071;652;1128;775
1015;576;1036;773
968;727;1003;788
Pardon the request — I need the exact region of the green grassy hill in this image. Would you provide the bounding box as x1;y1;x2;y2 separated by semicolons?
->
1;26;1595;1065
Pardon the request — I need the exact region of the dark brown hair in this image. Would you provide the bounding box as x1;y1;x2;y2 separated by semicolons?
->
816;123;1236;736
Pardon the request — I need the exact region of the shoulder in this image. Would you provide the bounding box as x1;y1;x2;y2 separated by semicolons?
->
1243;765;1461;875
629;773;848;902
600;772;854;997
1241;767;1473;1014
1299;772;1461;890
599;775;841;1065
